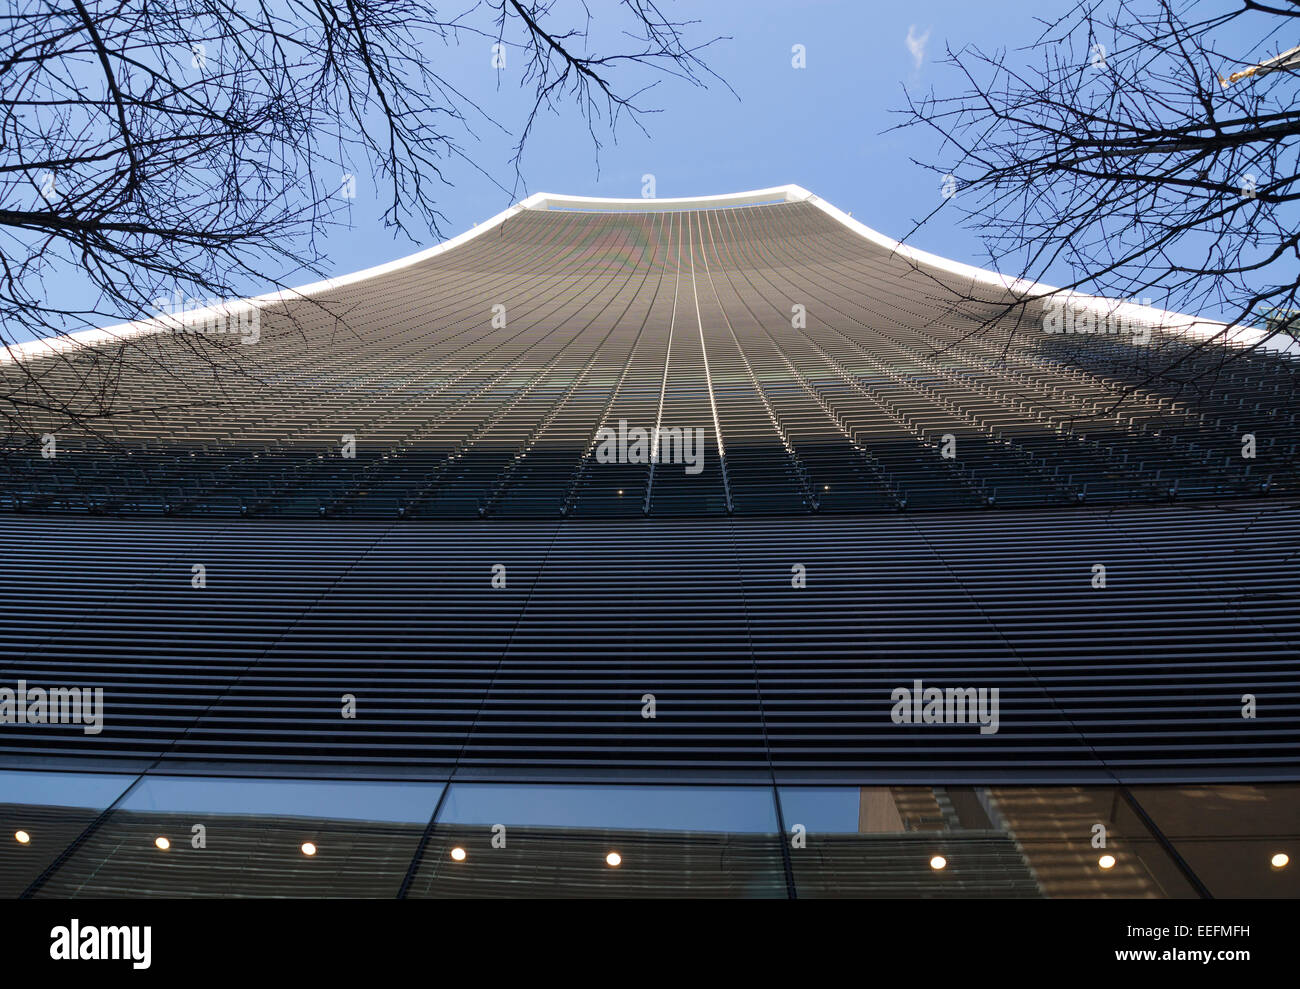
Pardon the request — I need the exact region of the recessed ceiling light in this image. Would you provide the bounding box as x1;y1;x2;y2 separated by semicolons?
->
605;851;622;868
154;836;170;850
929;855;947;870
1271;852;1289;869
14;830;30;845
1099;854;1117;870
450;846;467;862
301;842;317;857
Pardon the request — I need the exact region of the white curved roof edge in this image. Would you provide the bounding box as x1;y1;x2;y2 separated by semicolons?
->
530;185;1291;355
4;183;1291;365
524;186;798;211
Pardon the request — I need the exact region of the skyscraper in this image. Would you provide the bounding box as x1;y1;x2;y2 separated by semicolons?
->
2;187;1296;898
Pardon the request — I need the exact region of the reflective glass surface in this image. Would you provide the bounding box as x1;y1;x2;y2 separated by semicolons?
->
27;775;443;898
1128;785;1299;898
0;770;136;897
408;783;785;898
438;783;778;831
1;774;1295;898
780;785;1201;898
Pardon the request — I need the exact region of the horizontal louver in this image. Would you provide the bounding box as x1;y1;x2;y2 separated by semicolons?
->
1;502;1295;778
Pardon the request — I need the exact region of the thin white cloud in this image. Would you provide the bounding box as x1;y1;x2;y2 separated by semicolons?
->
906;25;931;71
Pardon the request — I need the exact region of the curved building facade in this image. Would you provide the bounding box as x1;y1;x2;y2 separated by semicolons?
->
1;187;1296;898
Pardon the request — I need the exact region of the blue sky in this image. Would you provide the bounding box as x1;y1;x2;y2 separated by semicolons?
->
325;0;1029;284
312;0;1286;315
28;0;1283;331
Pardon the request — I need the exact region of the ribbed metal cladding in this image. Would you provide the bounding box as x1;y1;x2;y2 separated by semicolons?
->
0;196;1297;784
0;502;1296;779
2;201;1296;518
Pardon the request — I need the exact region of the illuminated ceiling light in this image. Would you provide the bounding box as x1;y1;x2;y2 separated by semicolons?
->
605;851;622;868
300;841;317;857
450;847;467;862
1271;852;1289;869
929;855;947;870
1098;854;1117;870
154;836;170;850
14;830;31;845
617;489;624;495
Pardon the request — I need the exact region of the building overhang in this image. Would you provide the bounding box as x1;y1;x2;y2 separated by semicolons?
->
3;184;1287;365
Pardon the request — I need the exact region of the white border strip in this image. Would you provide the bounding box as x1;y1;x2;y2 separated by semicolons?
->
527;187;799;212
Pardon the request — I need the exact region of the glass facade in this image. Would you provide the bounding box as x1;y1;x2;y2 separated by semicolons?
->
0;770;136;897
3;771;1294;898
8;774;443;898
409;784;786;898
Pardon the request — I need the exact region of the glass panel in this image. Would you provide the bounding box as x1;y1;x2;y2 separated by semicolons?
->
11;778;1294;898
988;785;1199;898
120;776;440;822
0;770;136;897
31;776;443;898
408;783;784;898
780;785;1201;898
437;783;778;832
1128;784;1300;898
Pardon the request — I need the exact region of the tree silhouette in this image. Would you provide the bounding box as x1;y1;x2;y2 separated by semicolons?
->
899;0;1299;400
0;0;725;347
